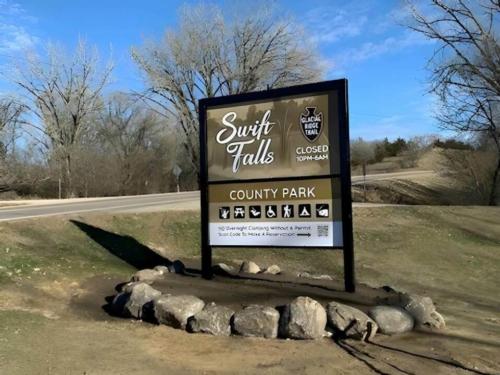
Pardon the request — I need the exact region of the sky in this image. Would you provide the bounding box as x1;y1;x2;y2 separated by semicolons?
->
0;0;444;140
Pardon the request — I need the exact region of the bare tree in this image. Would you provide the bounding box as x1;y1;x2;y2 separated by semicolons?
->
437;147;497;204
0;97;24;134
99;93;164;195
408;0;500;205
9;40;113;197
351;138;376;167
132;3;323;174
0;97;25;193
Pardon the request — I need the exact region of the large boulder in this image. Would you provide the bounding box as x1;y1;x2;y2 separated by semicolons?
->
368;306;414;335
212;263;236;276
112;282;161;319
187;302;234;336
279;296;327;339
377;290;445;329
396;293;445;329
131;269;163;284
125;283;162;319
232;305;279;338
326;301;378;341
239;261;261;274
120;281;142;293
154;295;205;329
263;265;281;275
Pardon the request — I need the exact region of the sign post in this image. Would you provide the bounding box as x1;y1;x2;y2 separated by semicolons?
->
199;79;355;292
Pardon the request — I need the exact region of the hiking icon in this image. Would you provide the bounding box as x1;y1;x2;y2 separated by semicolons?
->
281;204;294;218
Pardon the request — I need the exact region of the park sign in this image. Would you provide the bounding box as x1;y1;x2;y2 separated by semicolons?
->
199;79;355;292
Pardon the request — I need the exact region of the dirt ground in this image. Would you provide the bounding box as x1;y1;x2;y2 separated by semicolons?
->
1;270;498;375
0;206;499;374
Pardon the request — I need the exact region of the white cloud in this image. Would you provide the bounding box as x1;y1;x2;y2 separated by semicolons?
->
0;0;23;16
303;2;436;72
305;5;370;44
329;31;433;69
0;23;38;53
0;1;38;54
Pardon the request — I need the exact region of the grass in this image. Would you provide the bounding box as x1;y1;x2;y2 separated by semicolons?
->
0;205;499;374
0;216;133;284
1;206;498;299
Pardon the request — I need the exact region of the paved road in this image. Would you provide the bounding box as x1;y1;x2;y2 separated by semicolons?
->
0;191;200;222
0;171;431;221
351;170;432;185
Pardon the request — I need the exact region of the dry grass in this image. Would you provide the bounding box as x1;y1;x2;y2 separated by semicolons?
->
0;206;499;374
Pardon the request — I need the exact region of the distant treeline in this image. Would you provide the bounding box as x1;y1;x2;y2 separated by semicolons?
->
351;135;479;168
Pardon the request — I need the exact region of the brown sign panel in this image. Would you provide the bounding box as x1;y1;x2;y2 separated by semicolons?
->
206;93;340;182
199;79;354;291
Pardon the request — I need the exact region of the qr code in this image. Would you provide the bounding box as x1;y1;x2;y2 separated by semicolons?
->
317;225;329;237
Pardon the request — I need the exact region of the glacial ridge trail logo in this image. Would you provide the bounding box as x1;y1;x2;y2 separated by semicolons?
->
300;107;323;142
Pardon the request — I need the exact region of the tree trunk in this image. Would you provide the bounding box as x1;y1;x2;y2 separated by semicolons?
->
65;154;73;198
121;159;132;196
488;151;500;206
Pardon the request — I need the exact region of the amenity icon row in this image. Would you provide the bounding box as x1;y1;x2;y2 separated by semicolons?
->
218;203;329;220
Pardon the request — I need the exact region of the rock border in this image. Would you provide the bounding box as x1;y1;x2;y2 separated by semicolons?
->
110;262;445;341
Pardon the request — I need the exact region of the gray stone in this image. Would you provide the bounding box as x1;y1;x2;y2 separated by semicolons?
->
187;302;234;336
212;263;236;276
263;265;281;275
131;269;163;284
397;294;445;329
296;272;333;281
154;265;170;275
125;283;162;319
232;305;279;338
326;301;378;341
168;260;186;274
154;295;205;329
120;281;142;293
279;296;327;339
377;291;445;329
112;283;161;319
368;306;414;335
239;261;261;274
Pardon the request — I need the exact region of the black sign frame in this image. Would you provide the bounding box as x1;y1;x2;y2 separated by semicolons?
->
199;79;355;292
